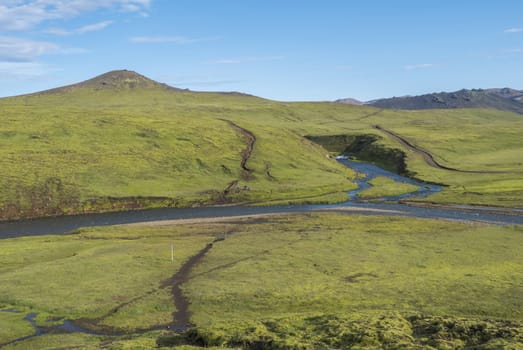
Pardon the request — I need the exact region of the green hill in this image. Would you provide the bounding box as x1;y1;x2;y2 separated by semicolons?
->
0;71;357;220
1;70;522;220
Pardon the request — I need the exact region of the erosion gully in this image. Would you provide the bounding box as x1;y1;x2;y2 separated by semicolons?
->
1;159;522;347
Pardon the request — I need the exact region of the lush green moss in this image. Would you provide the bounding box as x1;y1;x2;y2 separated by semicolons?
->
163;314;522;349
0;312;34;345
1;213;521;348
358;176;420;198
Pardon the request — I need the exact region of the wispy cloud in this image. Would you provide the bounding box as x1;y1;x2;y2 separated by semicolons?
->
0;36;59;61
46;20;113;36
504;28;523;33
403;63;436;71
0;0;150;31
0;61;54;79
0;36;86;61
206;56;285;65
130;36;219;44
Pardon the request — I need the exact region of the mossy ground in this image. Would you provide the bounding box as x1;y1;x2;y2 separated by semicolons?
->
358;176;420;198
1;213;521;349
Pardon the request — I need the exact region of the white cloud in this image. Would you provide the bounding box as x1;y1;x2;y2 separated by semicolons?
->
403;63;436;71
504;28;523;33
130;36;219;44
0;0;150;31
0;61;53;79
0;36;59;61
0;35;87;67
206;56;285;65
46;20;113;36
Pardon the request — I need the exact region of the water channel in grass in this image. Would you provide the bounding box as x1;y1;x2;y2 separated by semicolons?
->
0;159;521;240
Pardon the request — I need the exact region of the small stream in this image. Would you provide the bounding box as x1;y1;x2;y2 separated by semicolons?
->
0;309;110;348
340;159;441;201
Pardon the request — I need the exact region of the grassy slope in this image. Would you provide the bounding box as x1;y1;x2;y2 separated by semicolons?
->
184;213;522;348
0;213;521;348
367;108;523;207
0;312;34;345
358;176;419;198
0;88;357;220
187;214;522;322
286;103;523;207
0;76;522;220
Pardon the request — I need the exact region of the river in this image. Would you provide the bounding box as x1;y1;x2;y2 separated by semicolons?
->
0;160;521;239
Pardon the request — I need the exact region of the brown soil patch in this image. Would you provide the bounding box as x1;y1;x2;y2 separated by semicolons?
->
345;272;378;283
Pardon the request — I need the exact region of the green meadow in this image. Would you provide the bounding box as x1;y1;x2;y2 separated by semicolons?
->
0;72;522;221
358;176;420;199
0;213;522;349
1;72;523;349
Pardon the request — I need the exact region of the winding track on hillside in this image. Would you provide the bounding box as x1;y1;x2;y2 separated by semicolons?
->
373;125;513;174
220;119;256;178
356;109;384;120
218;119;256;202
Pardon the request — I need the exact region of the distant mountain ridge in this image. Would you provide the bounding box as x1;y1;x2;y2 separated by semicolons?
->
335;97;363;105
337;88;523;114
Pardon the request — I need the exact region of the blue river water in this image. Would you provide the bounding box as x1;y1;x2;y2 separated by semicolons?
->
0;160;521;239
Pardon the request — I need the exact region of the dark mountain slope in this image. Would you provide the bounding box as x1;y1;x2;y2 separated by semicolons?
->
368;88;523;114
337;88;523;114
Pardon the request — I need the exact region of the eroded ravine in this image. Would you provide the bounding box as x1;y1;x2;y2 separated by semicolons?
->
219;119;257;202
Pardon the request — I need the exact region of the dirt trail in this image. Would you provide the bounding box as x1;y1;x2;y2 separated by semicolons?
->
356;109;384;120
161;240;217;331
374;125;508;174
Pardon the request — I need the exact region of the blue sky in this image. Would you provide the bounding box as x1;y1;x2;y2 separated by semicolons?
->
1;0;522;101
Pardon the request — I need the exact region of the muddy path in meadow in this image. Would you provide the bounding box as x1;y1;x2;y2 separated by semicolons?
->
161;240;217;331
77;235;229;333
373;125;514;174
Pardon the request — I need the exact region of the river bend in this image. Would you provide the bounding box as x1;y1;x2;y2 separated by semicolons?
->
0;160;522;239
